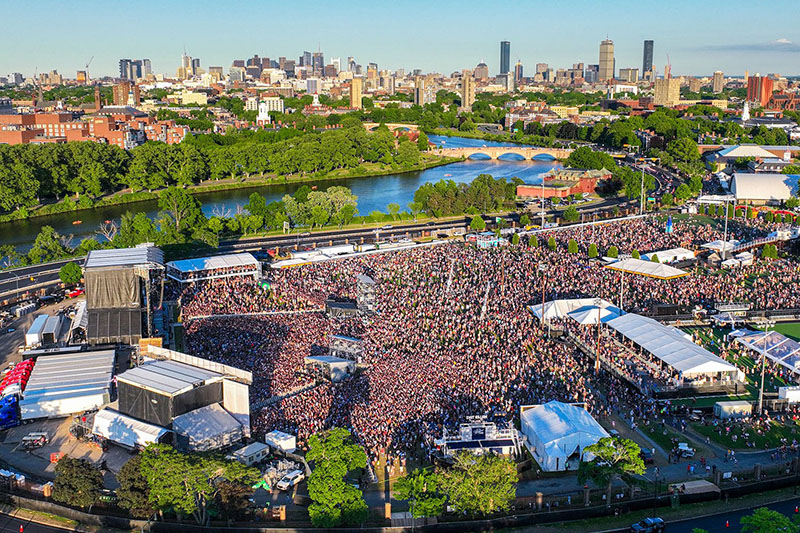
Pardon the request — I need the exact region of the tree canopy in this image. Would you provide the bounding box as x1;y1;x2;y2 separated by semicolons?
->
438;452;517;516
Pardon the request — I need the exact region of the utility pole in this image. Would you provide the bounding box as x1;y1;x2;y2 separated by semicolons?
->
758;320;775;416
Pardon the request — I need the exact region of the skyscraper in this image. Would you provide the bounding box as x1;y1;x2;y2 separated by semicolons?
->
119;59;132;80
461;70;475;109
598;39;614;81
514;61;524;83
413;77;427;106
712;71;724;93
350;77;363;109
474;61;489;80
312;52;324;76
642;40;654;80
747;76;774;107
654;78;680;107
500;41;510;75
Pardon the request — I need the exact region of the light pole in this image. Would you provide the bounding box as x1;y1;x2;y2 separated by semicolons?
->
594;297;602;374
539;263;547;335
758;319;776;416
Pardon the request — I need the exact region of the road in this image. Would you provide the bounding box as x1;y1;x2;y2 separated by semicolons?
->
0;512;68;532
666;497;800;532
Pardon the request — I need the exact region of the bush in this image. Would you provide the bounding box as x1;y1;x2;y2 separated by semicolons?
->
547;236;556;250
650;254;660;263
632;249;640;259
588;243;598;258
563;205;579;222
530;235;539;247
607;246;618;258
59;262;83;286
470;216;486;231
511;233;520;245
568;239;578;254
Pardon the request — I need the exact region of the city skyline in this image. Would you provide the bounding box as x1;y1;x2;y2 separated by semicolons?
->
2;0;800;79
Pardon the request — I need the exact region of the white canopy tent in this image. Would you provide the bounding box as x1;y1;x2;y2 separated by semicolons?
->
702;240;741;254
641;247;695;264
567;305;621;325
92;408;171;450
735;330;800;374
520;401;609;472
605;258;689;279
529;298;621;323
605;313;740;379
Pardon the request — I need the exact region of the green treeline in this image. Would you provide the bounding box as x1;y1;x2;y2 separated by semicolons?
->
0;123;424;214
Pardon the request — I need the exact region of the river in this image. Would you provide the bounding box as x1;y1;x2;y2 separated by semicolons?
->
0;135;560;252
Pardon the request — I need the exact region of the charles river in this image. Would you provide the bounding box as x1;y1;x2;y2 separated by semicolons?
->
0;135;561;252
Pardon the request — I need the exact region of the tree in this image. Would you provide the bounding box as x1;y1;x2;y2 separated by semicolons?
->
470;215;486;231
588;243;598;258
746;206;755;219
563;205;579;222
519;214;531;227
306;428;368;528
547;236;556;250
158;186;206;240
607;245;618;258
740;507;799;533
531;235;539;247
666;137;699;163
139;444;259;526
651;253;660;263
785;196;800;210
661;192;674;207
59;261;82;286
417;131;429;151
387;203;401;220
27;226;72;264
394;469;445;519
216;480;254;522
116;455;155;519
438;452;517;516
511;233;520;245
568;239;578;254
632;249;640;259
578;437;645;506
766;211;774;223
53;456;103;510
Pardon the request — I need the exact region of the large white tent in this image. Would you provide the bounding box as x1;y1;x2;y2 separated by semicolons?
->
735;330;800;374
529;298;621;323
92;408;172;450
567;306;620;325
605;258;689;279
605;313;739;379
641;247;695;264
520;401;609;472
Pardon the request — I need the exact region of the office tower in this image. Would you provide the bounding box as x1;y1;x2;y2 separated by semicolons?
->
618;68;639;83
232;60;245;68
654;78;680;107
347;57;356;72
413;77;426;105
331;57;341;73
76;71;87;84
350;77;363;109
688;77;702;93
191;58;201;75
312;52;324;76
141;59;152;77
747;76;774;107
112;81;140;106
8;72;23;85
306;78;320;94
498;72;514;92
536;63;548;75
712;71;724;93
642;40;654;80
585;64;599;84
119;59;132;79
500;41;510;74
599;39;614;81
514;61;524;83
474;61;489;80
461;70;475;108
300;51;312;67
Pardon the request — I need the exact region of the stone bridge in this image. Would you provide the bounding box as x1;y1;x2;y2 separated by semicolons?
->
362;122;419;132
432;146;572;160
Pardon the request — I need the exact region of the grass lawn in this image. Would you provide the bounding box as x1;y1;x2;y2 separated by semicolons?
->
641;422;687;452
691;419;800;450
771;322;800;342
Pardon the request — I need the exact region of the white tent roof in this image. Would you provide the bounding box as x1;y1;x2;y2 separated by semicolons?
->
92;408;170;449
736;331;800;373
702;240;740;253
605;258;688;279
172;403;242;444
605;313;738;375
167;253;258;274
641;247;695;264
529;298;619;322
717;145;777;159
567;305;621;325
520;401;608;464
731;173;796;202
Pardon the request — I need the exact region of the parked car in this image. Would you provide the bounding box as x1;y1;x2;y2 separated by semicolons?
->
631;517;665;532
381;225;393;230
640;448;655;465
677;443;695;458
276;470;305;491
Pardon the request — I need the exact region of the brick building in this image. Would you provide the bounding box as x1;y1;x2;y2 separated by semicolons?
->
516;168;613;199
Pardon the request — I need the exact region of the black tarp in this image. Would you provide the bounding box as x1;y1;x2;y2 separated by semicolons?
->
85;267;140;310
87;309;143;345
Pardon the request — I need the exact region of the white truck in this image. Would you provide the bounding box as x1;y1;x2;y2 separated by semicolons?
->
276;470;305;491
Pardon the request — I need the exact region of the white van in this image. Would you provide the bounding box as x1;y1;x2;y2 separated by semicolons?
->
276;470;305;491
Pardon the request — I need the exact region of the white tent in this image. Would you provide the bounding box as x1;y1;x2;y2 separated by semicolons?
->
641;247;695;264
567;305;621;325
605;313;739;378
529;298;619;322
605;258;689;279
702;240;740;253
736;331;800;374
92;408;171;450
520;401;609;472
172;403;244;452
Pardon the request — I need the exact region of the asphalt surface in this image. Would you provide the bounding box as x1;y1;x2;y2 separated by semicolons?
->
0;512;68;532
666;497;800;532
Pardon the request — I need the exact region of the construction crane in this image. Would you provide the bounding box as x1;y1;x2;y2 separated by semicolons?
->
84;56;94;82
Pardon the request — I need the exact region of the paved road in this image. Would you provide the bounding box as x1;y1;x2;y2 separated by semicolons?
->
667;497;800;532
0;512;68;532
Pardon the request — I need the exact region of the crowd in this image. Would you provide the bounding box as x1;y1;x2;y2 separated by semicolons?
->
175;215;800;460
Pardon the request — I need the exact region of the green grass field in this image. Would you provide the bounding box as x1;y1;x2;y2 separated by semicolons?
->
691;419;800;450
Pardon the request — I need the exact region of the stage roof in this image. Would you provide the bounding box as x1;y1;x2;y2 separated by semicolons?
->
172;403;242;444
85;246;163;269
529;298;620;323
605;313;737;375
117;359;222;396
605;258;689;279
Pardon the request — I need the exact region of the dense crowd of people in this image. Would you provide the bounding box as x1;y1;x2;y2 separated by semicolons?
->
174;215;800;460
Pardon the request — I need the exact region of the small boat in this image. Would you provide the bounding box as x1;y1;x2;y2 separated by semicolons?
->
72;220;82;225
444;174;452;177
311;185;318;190
104;220;111;224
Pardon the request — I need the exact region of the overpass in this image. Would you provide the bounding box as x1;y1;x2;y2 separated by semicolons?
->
432;146;572;160
362;122;419;132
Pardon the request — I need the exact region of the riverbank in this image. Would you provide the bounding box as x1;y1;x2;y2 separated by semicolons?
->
431;127;573;151
0;153;462;226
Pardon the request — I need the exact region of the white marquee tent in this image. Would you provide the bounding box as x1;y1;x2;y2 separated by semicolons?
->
605;313;740;379
529;298;621;323
605;258;689;279
735;330;800;374
520;401;609;472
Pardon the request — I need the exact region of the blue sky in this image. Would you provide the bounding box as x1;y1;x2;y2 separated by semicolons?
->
3;0;799;78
